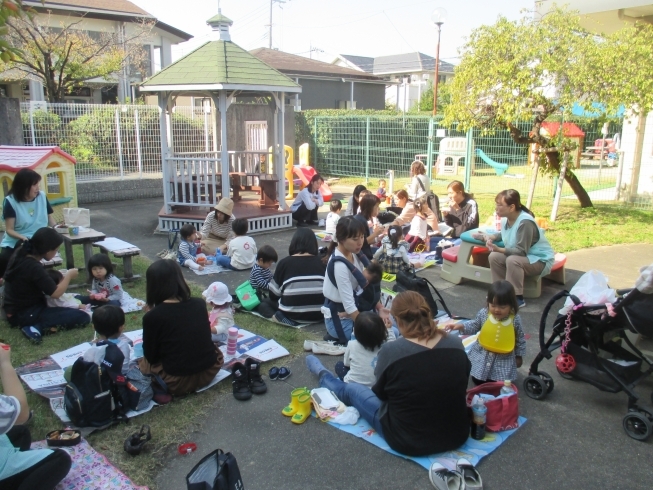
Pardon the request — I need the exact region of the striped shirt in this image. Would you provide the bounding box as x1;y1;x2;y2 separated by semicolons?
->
178;240;199;264
250;264;273;290
201;213;236;242
269;255;325;321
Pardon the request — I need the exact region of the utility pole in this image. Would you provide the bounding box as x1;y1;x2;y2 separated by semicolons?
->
268;0;287;49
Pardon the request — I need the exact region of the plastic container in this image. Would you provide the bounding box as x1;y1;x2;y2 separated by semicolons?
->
471;399;487;440
226;327;239;356
235;281;261;311
46;429;81;447
500;380;515;395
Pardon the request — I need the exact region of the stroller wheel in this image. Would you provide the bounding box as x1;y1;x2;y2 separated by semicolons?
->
623;412;652;441
523;375;548;400
538;372;554;394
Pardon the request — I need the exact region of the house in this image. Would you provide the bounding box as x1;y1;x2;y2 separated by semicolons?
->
249;48;386;110
333;52;455;111
535;0;653;198
0;0;192;104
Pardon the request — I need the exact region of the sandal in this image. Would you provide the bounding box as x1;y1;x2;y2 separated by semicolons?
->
124;425;151;456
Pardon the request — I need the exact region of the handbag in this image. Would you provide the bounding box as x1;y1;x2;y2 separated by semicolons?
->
466;381;520;432
63;208;91;228
186;448;244;490
393;268;452;318
235;281;260;311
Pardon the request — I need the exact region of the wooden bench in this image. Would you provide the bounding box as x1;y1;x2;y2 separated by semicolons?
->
41;253;63;269
93;238;141;282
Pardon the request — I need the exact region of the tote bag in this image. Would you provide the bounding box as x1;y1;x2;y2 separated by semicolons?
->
186;449;244;490
63;208;91;228
466;381;520;432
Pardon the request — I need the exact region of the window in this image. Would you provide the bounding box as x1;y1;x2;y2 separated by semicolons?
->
45;163;65;200
0;84;7;97
153;46;162;73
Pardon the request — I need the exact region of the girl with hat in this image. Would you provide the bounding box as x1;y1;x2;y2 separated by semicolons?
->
202;282;235;343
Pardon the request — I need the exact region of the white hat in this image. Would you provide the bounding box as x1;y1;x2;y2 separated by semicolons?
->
202;282;232;305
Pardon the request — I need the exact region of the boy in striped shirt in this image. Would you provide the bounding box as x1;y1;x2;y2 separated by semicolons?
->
249;245;278;291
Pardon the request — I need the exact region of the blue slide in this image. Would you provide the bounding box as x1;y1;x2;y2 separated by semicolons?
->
476;148;509;176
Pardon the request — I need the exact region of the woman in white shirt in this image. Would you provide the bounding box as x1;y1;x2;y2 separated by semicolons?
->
407;160;429;201
291;174;324;226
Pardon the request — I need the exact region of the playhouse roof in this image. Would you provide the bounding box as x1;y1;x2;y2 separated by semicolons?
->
0;146;76;172
541;122;585;138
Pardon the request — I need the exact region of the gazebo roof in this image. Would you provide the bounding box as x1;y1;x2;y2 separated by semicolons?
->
140;40;301;93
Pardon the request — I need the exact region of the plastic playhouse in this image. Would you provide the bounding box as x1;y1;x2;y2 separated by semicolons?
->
0;146;78;230
281;142;332;202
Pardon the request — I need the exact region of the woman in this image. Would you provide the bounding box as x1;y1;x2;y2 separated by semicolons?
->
260;228;326;325
477;189;555;308
354;193;384;260
443;180;479;238
390;189;438;232
344;184;367;216
3;227;90;344
139;260;223;395
407;160;429;201
307;291;470;456
290;174;324;226
0;169;57;278
323;216;387;342
386;189;408;216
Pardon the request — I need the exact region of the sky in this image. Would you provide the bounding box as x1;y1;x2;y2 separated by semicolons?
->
132;0;536;64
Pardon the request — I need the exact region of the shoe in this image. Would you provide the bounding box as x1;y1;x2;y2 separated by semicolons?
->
306;220;319;226
21;326;42;344
517;297;526;308
269;366;280;380
322;333;346;345
318;218;326;227
231;362;252;401
429;461;464;490
311;341;346;356
282;387;308;416
456;458;483;489
277;367;291;381
290;392;312;424
274;311;300;327
245;357;267;395
124;425;151;456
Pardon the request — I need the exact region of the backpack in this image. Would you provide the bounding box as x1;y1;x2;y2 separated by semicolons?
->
417;178;443;222
64;343;127;427
393;268;452;320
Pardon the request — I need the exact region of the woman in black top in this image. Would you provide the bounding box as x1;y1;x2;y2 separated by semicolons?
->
139;260;223;395
443;180;479;238
306;291;470;456
3;227;90;344
354;193;385;260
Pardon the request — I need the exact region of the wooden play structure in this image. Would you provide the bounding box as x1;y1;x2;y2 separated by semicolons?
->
0;146;78;231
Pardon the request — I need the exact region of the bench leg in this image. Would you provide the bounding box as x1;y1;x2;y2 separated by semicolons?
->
547;267;566;285
64;240;75;270
523;277;542;299
123;256;133;279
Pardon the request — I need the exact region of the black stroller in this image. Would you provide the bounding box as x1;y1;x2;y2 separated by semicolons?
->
525;286;653;441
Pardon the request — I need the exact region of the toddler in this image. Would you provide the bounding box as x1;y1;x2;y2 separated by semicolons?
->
178;224;209;271
325;200;342;236
83;305;132;374
447;280;526;384
45;269;90;313
76;253;123;308
405;197;429;252
376;179;387;200
373;225;413;273
214;218;257;270
334;312;396;387
250;245;278;291
202;282;235;342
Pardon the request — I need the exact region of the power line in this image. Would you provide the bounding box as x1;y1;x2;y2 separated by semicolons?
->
382;11;416;53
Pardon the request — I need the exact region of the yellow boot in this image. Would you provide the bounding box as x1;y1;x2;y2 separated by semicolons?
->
291;393;312;425
282;388;308;417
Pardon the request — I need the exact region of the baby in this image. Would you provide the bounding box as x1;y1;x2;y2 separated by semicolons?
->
377;179;387;200
202;281;235;342
339;263;383;320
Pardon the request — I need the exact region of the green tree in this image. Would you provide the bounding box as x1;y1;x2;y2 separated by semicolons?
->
413;80;450;114
0;1;29;63
443;6;639;208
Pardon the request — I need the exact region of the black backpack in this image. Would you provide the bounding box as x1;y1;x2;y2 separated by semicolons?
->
64;344;127;427
417;178;443;222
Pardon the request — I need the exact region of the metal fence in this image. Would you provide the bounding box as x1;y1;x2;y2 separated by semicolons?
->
310;115;638;207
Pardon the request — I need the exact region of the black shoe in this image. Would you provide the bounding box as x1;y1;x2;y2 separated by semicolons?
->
124;425;151;456
296;221;308;227
306;220;319;226
245;357;267;395
231;362;252;400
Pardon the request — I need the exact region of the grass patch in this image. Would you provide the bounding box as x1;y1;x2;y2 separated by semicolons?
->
0;247;312;489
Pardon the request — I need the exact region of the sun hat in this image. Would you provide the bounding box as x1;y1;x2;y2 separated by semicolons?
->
214;198;234;216
202;282;232;305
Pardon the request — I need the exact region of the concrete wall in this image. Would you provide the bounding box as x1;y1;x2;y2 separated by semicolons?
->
0;98;23;145
77;178;163;204
297;78;385;110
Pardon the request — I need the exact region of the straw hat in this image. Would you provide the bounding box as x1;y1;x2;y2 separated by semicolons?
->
214;198;234;216
202;282;232;305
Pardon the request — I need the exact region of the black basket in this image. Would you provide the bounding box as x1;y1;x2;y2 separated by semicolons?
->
567;342;642;392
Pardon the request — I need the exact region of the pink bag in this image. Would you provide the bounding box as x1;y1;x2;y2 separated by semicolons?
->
466;381;520;432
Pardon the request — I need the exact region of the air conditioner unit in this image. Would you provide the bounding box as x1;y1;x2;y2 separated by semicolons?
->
411;74;419;82
422;73;430;80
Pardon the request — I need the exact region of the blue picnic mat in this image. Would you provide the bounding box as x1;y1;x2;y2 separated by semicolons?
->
325;415;527;471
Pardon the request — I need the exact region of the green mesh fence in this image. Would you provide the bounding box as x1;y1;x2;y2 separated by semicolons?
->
309;115;649;209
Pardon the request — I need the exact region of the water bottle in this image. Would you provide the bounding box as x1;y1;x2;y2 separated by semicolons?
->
500;380;515;395
493;211;502;231
471;398;487;440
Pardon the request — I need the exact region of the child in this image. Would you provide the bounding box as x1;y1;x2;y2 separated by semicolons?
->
76;254;123;308
83;305;133;373
446;280;526;384
325;200;342;236
356;262;383;312
376;179;387;200
404;197;429;253
178;224;207;271
334;311;396;387
202;282;235;342
373;225;413;273
250;245;278;291
214;218;257;271
45;269;90;314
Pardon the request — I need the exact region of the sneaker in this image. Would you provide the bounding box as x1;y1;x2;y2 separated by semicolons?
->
274;311;300;327
429;461;464;490
456;458;483;489
21;326;42;344
318;218;326;227
311;341;346;356
517;297;526;308
231;362;252;401
245;357;267;395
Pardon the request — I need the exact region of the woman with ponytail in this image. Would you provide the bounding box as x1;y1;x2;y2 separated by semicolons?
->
306;291;470;456
3;227;90;343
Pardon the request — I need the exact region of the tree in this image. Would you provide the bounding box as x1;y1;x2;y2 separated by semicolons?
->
1;11;153;102
412;80;450;114
0;1;29;63
443;6;638;208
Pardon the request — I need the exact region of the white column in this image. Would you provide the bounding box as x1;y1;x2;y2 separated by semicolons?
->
219;91;230;200
277;92;288;210
159;93;172;213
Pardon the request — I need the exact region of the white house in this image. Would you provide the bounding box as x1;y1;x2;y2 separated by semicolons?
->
0;0;192;104
333;52;455;112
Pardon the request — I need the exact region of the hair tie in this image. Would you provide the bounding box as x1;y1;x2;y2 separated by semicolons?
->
389;229;397;236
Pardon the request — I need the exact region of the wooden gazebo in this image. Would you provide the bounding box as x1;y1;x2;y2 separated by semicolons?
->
139;10;301;232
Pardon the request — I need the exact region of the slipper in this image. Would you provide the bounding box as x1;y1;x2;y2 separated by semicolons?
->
269;367;280;380
278;367;291;381
429;461;464;490
124;425;151;456
456;458;483;489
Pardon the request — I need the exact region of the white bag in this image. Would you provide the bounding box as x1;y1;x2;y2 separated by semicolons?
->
63;208;91;228
559;270;618;316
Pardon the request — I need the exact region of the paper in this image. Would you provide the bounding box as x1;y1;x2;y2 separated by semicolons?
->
50;343;92;369
196;369;231;393
123;329;143;344
244;339;289;362
20;370;67;391
93;237;138;252
51;397;157;423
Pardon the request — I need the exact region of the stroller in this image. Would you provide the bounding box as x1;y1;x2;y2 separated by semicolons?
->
525;269;653;441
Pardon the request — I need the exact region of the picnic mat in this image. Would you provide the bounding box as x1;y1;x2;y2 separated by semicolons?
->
31;439;148;490
239;309;321;329
325;416;527;471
